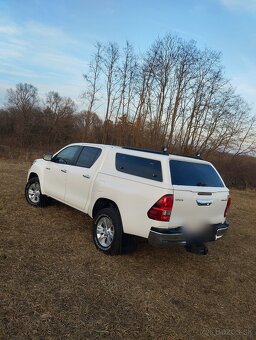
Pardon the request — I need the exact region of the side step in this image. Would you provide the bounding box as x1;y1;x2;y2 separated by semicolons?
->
185;243;208;255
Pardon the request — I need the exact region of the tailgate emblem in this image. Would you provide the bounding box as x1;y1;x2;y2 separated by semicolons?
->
196;199;213;206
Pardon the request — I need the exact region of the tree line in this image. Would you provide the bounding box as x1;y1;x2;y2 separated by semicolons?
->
83;35;255;156
0;33;255;187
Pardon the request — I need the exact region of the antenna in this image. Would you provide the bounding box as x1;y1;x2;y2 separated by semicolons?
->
161;146;168;154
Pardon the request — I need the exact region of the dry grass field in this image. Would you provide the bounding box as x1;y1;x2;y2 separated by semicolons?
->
0;159;255;339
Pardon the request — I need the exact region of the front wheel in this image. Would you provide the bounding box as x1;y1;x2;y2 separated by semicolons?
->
25;177;49;207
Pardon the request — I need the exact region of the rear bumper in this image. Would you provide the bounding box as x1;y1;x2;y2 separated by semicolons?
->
148;222;229;246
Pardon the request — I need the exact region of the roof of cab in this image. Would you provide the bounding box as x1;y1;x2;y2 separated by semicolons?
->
67;143;209;164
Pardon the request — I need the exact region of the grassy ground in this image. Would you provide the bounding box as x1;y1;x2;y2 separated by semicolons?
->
0;159;255;339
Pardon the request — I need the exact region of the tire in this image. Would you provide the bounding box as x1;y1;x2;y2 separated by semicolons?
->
93;208;124;255
25;177;49;207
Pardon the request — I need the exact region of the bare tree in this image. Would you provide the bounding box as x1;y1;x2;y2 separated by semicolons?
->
7;83;38;112
102;42;119;122
76;110;102;142
6;83;39;146
83;42;103;113
44;91;76;146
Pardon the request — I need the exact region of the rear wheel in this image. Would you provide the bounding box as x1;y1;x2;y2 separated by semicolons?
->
93;207;137;255
93;208;124;255
25;177;49;207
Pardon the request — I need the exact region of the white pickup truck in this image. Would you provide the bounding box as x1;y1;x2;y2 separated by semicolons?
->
25;143;231;255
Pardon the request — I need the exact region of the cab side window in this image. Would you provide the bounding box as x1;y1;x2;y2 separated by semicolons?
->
115;153;163;182
76;146;102;168
53;146;81;165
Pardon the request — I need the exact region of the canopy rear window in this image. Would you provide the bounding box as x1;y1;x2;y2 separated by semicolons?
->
169;160;224;187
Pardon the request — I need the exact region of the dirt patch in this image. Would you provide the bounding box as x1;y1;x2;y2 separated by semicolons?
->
0;159;255;339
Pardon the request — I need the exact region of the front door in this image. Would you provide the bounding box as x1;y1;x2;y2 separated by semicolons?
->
43;145;81;201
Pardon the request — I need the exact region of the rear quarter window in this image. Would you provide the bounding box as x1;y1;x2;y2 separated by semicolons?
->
116;153;163;182
170;160;224;187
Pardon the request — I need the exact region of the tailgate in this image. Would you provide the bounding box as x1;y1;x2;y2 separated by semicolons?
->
169;159;229;232
171;187;229;232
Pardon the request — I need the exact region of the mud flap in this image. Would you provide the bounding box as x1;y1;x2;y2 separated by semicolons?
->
185;243;208;255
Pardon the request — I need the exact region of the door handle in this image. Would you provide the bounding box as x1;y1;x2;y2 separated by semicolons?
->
83;174;90;179
61;169;67;173
46;167;51;170
196;199;213;206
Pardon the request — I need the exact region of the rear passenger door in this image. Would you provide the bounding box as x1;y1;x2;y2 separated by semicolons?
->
64;146;102;211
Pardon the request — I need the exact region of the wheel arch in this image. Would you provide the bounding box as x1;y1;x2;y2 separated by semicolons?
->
28;171;46;195
92;198;121;219
28;172;39;180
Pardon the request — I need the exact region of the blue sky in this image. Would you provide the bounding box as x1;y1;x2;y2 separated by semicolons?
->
0;0;255;113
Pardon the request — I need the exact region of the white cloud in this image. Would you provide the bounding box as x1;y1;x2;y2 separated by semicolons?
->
234;56;256;109
0;81;13;108
38;52;87;73
0;17;89;105
0;49;23;58
220;0;256;13
0;61;46;78
0;24;20;35
232;76;256;109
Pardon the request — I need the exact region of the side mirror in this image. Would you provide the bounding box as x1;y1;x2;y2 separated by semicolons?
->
43;153;53;161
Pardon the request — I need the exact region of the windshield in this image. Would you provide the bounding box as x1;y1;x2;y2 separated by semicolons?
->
169;160;224;187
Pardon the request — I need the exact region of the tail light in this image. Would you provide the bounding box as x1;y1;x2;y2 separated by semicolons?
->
147;194;174;222
224;195;231;217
